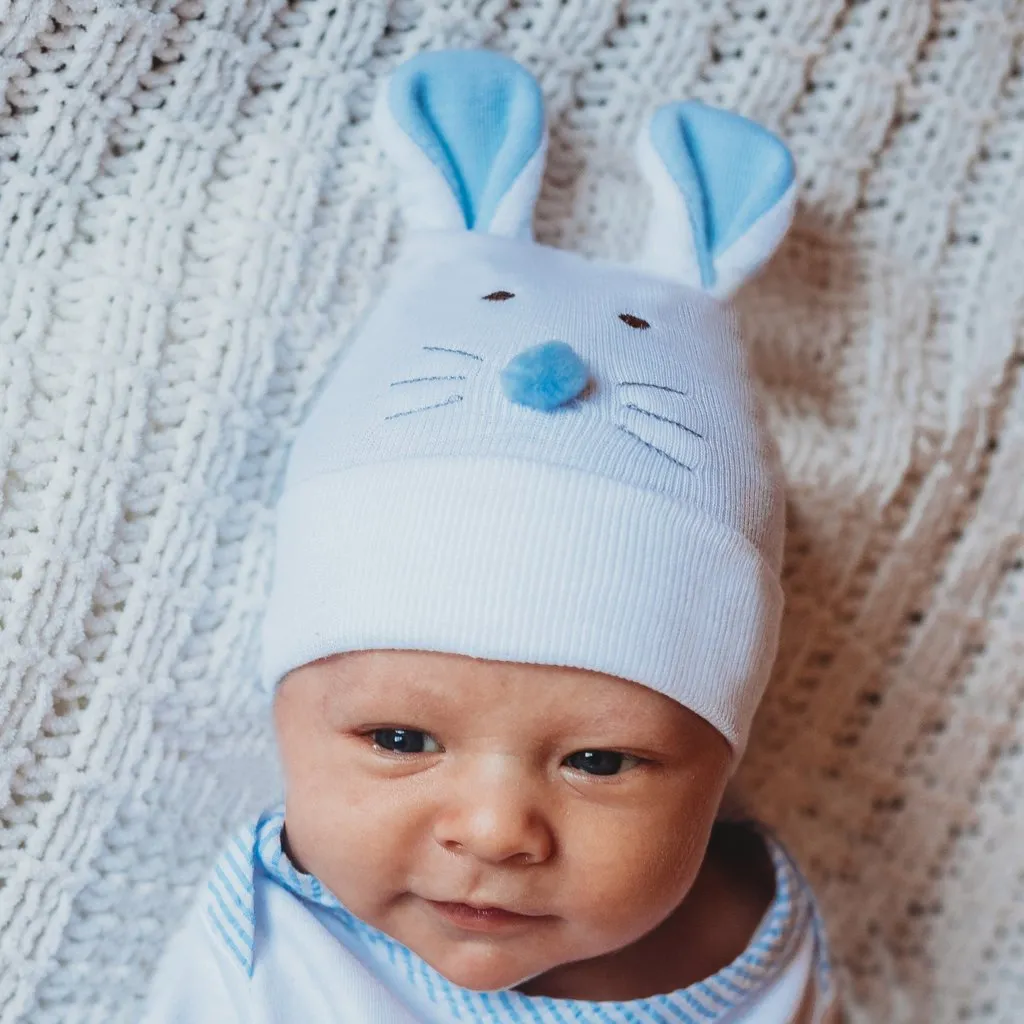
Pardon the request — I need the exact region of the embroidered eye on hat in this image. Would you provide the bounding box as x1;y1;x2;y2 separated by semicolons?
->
260;48;796;760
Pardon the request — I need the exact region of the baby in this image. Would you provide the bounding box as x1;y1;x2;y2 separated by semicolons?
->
145;49;838;1023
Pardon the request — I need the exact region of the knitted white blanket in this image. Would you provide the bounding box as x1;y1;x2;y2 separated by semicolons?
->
2;2;1022;1022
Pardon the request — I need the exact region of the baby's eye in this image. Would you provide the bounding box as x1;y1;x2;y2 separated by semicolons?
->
371;728;442;754
563;750;642;776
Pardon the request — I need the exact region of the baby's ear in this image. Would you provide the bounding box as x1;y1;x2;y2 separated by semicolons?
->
634;101;796;299
373;49;547;239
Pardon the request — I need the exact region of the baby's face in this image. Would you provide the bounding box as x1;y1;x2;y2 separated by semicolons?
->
275;649;731;992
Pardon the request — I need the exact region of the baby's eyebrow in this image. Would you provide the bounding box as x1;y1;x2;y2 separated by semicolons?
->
322;678;448;717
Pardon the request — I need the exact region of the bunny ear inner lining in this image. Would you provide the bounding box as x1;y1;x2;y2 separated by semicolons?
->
645;101;796;290
386;52;545;232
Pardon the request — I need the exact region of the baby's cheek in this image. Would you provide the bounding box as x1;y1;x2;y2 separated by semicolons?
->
280;790;347;879
566;810;709;933
289;779;430;915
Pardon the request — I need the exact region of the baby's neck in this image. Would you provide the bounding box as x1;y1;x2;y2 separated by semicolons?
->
515;821;776;1002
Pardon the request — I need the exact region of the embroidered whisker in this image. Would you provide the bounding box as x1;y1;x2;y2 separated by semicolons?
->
390;375;468;385
623;403;704;439
616;425;694;472
423;345;484;361
617;381;688;396
384;395;464;419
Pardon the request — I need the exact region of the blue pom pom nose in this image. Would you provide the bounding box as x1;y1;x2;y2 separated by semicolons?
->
500;341;590;411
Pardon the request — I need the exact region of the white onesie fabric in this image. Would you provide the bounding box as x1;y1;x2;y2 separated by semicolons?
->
143;808;838;1023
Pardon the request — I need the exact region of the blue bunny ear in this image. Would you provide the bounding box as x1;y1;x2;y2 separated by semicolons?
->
635;101;796;298
374;49;547;238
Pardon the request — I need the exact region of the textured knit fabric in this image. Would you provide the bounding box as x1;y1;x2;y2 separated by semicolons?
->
3;4;1024;1024
141;806;837;1024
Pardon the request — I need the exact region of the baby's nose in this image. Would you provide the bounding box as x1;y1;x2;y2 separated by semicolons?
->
500;340;590;411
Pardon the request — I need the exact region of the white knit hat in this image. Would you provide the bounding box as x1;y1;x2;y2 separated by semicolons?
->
260;49;797;759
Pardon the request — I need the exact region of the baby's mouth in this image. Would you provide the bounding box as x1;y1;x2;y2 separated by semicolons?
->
425;900;550;933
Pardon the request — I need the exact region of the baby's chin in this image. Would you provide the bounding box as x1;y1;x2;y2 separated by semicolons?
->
421;950;557;991
413;935;568;994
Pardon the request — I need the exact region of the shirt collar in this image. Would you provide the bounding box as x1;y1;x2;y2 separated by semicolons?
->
203;805;833;1020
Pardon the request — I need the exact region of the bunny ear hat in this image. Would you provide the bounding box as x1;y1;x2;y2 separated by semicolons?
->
261;49;796;760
